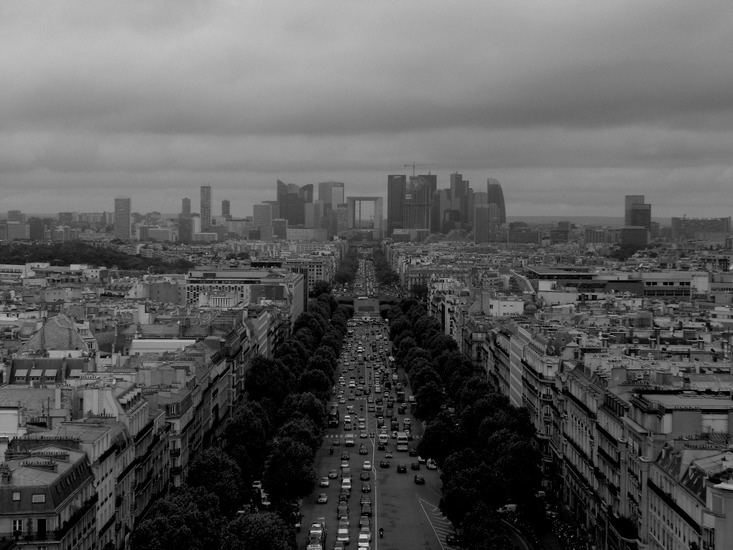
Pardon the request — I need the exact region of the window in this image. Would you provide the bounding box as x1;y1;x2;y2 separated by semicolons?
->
12;491;20;501
12;519;22;532
32;493;46;503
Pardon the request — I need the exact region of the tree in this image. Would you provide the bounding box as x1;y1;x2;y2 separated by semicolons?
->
277;417;322;455
440;450;505;527
297;369;332;403
414;380;444;422
244;356;293;407
222;512;293;550
417;411;467;467
263;437;317;503
187;448;244;517
130;487;225;550
223;407;269;483
280;392;327;433
311;280;332;298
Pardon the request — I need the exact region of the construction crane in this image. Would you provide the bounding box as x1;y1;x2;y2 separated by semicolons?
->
404;162;440;177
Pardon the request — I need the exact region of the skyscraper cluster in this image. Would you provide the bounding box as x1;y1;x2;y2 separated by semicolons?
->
388;172;506;242
252;180;362;241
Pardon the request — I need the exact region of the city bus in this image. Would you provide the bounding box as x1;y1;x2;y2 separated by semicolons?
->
396;432;409;452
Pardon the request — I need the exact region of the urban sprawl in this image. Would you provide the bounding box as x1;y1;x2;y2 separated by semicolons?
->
1;174;733;550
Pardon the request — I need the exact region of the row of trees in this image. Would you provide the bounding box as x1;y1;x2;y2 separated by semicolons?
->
131;285;353;550
0;241;194;273
387;299;543;550
372;247;400;286
333;246;359;285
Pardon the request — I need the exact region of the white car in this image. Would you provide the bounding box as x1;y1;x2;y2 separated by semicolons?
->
320;476;330;487
362;460;372;470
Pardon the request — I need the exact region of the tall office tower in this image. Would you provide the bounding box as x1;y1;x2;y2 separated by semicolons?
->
403;174;436;231
222;200;230;218
450;173;469;225
387;175;406;236
58;212;75;226
629;203;652;230
474;203;500;244
7;210;24;223
28;218;46;241
276;180;312;226
318;181;345;212
625;195;645;226
272;218;288;240
486;178;506;226
178;215;193;243
305;200;324;229
253;203;273;229
182;197;191;216
114;197;132;240
200;185;212;232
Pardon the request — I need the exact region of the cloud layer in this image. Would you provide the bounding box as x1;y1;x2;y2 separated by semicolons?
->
1;0;732;219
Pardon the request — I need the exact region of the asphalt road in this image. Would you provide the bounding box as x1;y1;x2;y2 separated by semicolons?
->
297;324;459;550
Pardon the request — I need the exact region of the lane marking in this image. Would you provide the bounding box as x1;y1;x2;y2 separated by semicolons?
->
418;496;447;550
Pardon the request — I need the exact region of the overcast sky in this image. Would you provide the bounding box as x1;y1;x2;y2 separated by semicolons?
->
2;1;733;220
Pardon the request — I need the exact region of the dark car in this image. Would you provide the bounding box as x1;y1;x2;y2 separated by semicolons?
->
377;442;386;451
397;464;407;473
446;533;463;547
359;445;368;455
379;460;390;468
361;482;371;493
408;448;418;457
414;475;425;485
341;452;350;461
361;503;373;517
411;462;420;471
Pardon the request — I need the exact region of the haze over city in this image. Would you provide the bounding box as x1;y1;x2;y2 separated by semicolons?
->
2;1;733;218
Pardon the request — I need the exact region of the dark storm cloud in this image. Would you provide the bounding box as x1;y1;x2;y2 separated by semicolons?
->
1;0;732;216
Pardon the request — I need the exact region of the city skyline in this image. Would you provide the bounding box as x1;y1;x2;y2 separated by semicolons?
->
2;2;733;218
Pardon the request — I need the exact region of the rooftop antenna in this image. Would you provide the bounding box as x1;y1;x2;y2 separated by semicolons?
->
403;162;440;178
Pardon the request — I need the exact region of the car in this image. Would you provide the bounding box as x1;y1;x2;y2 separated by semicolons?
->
361;503;373;517
377;442;385;451
426;459;437;470
397;463;407;473
317;493;328;504
359;444;368;455
408;448;418;457
338;492;349;502
362;460;371;470
411;462;420;471
359;515;370;529
418;456;426;465
379;460;390;468
341;451;349;460
360;495;371;506
414;474;426;485
361;482;371;493
337;503;349;517
360;431;369;439
360;471;370;481
339;397;346;404
320;476;330;487
385;450;393;458
332;437;341;446
446;533;463;547
328;469;338;479
341;460;349;469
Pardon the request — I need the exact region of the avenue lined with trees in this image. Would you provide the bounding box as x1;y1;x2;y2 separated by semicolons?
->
388;299;545;549
130;283;352;550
